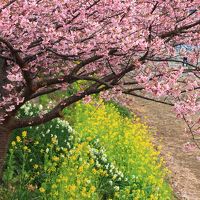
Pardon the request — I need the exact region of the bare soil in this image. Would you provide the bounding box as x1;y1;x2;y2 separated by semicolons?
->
127;97;200;200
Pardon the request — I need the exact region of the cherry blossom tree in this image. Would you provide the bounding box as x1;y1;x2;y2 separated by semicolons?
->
0;0;199;176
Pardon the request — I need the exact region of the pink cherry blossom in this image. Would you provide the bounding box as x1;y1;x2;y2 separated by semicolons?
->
0;0;199;144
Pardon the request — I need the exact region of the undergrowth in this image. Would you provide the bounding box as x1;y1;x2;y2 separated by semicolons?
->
0;99;172;199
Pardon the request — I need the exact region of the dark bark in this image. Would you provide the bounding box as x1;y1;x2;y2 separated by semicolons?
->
0;125;11;180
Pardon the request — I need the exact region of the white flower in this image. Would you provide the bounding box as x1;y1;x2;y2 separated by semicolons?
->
101;157;107;162
30;112;33;116
46;129;50;134
100;149;105;153
114;186;119;191
96;161;100;168
110;164;114;169
68;126;73;133
95;139;99;143
68;135;74;141
39;105;43;110
105;164;109;170
46;148;49;153
66;142;71;148
108;180;113;186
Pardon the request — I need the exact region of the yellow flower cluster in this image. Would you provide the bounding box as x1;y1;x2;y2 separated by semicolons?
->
6;99;172;199
73;99;172;199
43;141;99;199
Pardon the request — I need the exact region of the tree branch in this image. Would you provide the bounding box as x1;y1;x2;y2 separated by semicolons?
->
0;37;33;90
70;55;104;75
160;19;200;39
124;91;174;106
29;86;62;100
0;54;14;61
146;57;197;69
13;85;106;128
0;0;17;12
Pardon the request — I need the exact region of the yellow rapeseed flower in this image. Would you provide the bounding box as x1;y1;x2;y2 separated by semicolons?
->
52;156;60;162
39;187;45;193
23;146;28;151
56;178;61;183
81;187;87;197
89;159;94;165
86;136;92;141
51;184;57;189
90;185;96;193
51;137;58;144
33;164;39;169
11;141;16;146
22;131;27;138
78;165;84;173
53;191;59;196
34;141;39;145
16;136;21;142
68;184;76;191
71;155;77;160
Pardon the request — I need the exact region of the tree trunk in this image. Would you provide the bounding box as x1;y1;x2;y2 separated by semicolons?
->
0;126;11;180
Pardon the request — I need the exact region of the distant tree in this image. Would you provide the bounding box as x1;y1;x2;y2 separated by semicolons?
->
0;0;199;176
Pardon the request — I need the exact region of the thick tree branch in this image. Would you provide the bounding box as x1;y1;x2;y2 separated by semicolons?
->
70;55;104;75
31;74;113;100
73;75;113;88
29;86;62;100
46;48;78;60
34;75;73;89
14;62;136;128
13;85;106;128
34;55;104;89
0;0;17;12
160;19;200;39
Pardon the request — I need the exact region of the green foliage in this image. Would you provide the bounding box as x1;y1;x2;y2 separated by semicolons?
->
107;100;132;118
12;103;71;147
2;103;74;199
1;100;172;199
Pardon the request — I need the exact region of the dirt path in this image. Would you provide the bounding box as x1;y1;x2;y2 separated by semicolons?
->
128;97;200;200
